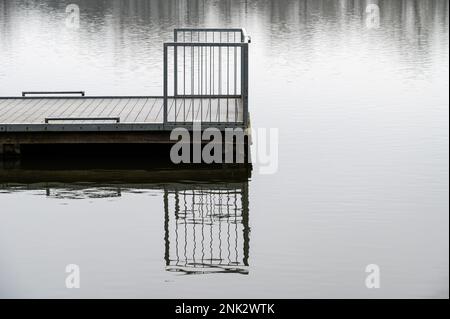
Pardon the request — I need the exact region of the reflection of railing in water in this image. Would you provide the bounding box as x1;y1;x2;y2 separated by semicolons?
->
0;184;123;199
164;183;250;275
45;186;122;199
0;165;251;275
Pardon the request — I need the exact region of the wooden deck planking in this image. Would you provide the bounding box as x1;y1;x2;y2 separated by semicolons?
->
166;99;176;122
6;99;48;123
123;98;148;123
116;98;139;121
194;99;201;122
118;99;140;120
168;99;181;122
45;99;78;119
166;98;229;122
183;98;194;122
1;99;29;122
77;98;107;123
164;98;242;123
156;99;165;122
203;99;212;122
82;98;115;120
237;98;243;122
121;98;146;123
0;99;21;119
24;99;62;123
95;98;124;122
67;99;103;123
135;98;155;123
0;97;243;126
104;98;131;120
0;98;36;122
0;99;19;114
226;98;240;122
209;98;219;122
180;99;200;122
55;99;91;121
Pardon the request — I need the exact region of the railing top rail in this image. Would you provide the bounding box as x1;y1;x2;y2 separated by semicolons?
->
174;28;244;32
174;28;251;43
165;42;248;47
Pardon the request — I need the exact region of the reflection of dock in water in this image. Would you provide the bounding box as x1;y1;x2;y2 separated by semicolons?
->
0;161;251;275
164;183;249;275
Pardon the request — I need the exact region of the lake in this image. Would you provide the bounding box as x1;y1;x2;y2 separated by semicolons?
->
0;0;448;298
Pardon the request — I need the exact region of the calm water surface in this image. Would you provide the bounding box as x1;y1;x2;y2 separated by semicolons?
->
0;0;448;298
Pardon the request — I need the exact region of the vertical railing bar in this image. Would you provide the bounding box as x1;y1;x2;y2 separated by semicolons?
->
198;33;200;96
234;33;237;123
191;35;194;122
240;43;244;125
218;32;222;122
227;32;230;122
183;32;186;122
174;29;178;97
212;32;214;122
234;33;237;94
163;44;168;125
209;37;212;122
191;31;194;97
201;44;203;122
200;38;202;97
243;43;248;125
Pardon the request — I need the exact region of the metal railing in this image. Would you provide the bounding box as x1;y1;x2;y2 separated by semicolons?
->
22;91;85;97
164;28;250;125
45;117;120;124
174;28;251;43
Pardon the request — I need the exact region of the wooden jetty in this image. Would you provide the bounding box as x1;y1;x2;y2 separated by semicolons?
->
0;28;251;155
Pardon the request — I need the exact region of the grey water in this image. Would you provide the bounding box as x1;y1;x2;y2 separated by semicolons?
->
0;0;448;298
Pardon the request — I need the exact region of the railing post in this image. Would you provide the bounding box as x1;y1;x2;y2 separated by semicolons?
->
242;43;249;126
164;44;168;125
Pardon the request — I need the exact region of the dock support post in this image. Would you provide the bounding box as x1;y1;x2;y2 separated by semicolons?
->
0;144;21;157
